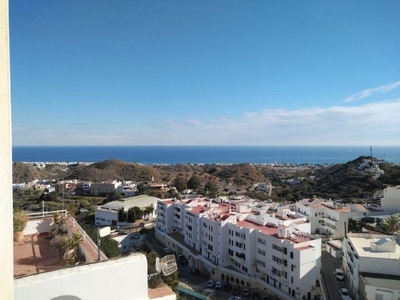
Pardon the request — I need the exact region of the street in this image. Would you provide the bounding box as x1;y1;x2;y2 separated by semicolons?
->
321;251;349;300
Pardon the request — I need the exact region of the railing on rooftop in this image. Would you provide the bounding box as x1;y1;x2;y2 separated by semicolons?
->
27;209;67;219
27;210;107;262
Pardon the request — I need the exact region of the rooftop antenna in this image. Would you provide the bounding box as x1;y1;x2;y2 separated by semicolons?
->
148;254;177;280
370;146;373;160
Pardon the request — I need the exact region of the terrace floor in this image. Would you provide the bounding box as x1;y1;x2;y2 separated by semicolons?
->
14;232;62;278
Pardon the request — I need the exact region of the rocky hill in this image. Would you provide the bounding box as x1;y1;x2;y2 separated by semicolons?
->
65;160;170;182
313;156;386;199
12;156;399;201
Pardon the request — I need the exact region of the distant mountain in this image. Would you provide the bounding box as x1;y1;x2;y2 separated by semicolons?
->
12;156;399;202
65;159;169;182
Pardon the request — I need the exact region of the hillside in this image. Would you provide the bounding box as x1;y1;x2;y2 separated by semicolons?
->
12;162;67;183
66;160;169;182
313;156;384;199
12;156;399;202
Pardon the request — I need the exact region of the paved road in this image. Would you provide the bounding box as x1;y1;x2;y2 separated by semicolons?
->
321;252;349;300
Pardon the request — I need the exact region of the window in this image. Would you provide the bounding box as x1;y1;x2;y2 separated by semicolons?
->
258;238;266;245
290;252;293;259
258;249;266;256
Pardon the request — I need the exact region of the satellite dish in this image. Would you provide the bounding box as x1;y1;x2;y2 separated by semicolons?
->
149;254;177;280
159;254;178;276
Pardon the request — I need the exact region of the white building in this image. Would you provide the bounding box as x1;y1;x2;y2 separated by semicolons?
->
155;198;322;300
342;233;400;300
295;198;368;238
381;186;400;213
95;195;158;226
90;180;122;195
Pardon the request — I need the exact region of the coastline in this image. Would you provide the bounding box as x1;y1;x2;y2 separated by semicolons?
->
12;145;400;165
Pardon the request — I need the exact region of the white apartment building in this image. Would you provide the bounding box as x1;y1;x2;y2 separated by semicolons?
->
381;186;400;213
155;198;322;300
342;233;400;300
295;198;368;238
95;195;158;226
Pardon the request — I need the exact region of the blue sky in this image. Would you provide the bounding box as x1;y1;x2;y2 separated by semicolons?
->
10;1;400;146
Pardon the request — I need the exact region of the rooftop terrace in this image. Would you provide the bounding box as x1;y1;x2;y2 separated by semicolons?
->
14;211;106;278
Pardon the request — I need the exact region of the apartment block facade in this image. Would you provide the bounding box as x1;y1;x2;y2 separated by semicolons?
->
155;198;322;300
342;233;400;300
295;198;367;238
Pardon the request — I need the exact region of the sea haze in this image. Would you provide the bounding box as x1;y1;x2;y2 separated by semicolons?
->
12;146;400;165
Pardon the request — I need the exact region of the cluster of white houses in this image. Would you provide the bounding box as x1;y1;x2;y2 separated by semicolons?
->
153;185;400;300
155;197;322;300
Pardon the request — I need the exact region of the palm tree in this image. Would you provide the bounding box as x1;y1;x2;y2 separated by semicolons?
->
62;232;83;265
383;214;400;234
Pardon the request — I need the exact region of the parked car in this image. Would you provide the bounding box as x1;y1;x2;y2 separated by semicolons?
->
204;280;215;288
335;268;344;281
228;297;241;300
190;267;200;275
242;288;251;296
215;281;223;289
339;288;351;300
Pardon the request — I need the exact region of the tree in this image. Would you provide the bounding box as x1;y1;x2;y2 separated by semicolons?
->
133;206;144;220
173;176;187;192
383;214;400;234
103;191;123;204
144;206;154;219
205;180;218;197
187;175;201;190
118;208;127;222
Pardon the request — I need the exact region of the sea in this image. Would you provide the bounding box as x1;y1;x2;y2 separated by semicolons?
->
12;146;400;165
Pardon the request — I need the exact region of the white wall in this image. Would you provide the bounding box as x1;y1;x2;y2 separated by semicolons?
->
382;187;400;213
0;1;13;298
24;218;53;235
358;257;400;276
364;284;400;300
14;254;149;300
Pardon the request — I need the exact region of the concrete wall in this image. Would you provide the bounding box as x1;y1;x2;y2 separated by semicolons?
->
0;1;13;298
382;186;400;213
358;256;400;276
24;218;53;235
364;283;400;300
14;254;149;300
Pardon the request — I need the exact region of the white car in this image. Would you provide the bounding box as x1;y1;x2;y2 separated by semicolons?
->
204;280;215;288
335;268;344;281
228;297;241;300
339;288;351;300
215;281;223;289
242;288;251;296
